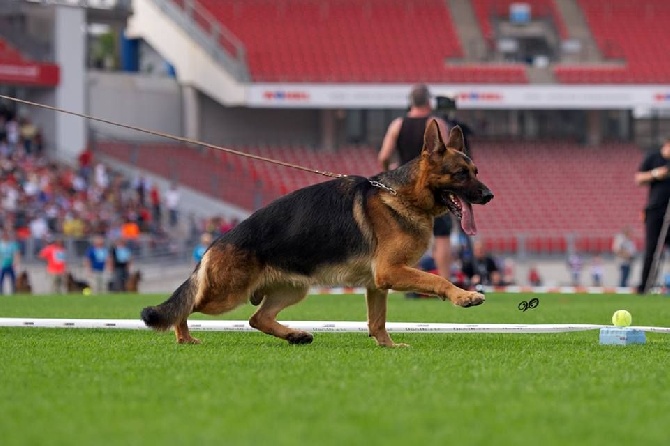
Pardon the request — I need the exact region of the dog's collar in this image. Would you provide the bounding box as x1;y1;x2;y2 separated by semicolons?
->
369;180;397;196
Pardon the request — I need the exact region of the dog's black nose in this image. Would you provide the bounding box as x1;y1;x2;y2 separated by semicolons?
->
481;189;494;204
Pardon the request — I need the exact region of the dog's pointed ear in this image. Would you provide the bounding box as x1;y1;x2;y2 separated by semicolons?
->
423;119;446;156
446;125;465;152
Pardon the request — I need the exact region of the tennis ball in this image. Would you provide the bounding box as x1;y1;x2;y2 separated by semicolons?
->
82;287;92;296
612;309;632;327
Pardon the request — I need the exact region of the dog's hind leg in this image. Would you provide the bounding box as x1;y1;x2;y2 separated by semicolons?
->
366;287;408;348
174;319;200;344
249;285;312;344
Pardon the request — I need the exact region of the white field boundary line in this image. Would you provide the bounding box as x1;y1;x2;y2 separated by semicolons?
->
308;286;637;295
2;318;670;334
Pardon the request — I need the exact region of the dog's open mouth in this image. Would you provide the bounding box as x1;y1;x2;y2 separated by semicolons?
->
444;192;477;236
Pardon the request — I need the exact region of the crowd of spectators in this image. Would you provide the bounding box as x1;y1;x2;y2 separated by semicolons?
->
0;109;239;263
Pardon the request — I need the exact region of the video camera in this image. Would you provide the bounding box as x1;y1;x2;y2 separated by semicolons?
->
435;95;457;113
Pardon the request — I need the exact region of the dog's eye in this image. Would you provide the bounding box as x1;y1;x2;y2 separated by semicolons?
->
455;169;469;180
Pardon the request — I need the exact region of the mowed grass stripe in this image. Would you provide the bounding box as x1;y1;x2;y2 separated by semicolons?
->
1;293;669;446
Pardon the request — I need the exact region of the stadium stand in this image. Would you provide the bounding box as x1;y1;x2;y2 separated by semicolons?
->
97;140;645;255
171;0;527;83
472;141;645;254
554;0;670;83
96;141;280;209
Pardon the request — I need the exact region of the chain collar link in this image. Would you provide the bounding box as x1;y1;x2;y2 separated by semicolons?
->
368;180;397;196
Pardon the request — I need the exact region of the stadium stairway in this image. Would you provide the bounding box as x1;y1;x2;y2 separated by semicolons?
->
126;0;247;106
552;0;603;62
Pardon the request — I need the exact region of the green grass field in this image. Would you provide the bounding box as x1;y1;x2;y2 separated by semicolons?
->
1;292;669;446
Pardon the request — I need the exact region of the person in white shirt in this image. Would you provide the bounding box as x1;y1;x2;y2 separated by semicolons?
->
165;183;180;228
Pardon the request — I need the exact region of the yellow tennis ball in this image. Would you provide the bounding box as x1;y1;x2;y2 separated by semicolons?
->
82;287;92;296
612;310;632;327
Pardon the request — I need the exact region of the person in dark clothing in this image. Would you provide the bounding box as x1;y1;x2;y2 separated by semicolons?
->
635;137;670;294
108;238;133;292
461;240;501;287
378;84;453;281
435;94;475;159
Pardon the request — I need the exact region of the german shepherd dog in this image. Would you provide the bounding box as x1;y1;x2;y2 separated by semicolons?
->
141;121;493;347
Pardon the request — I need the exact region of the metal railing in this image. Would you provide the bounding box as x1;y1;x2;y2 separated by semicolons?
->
151;0;250;81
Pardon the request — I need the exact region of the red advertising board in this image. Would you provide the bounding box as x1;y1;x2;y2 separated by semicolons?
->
0;62;59;87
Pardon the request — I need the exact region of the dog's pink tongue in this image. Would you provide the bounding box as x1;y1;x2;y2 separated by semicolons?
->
458;197;477;235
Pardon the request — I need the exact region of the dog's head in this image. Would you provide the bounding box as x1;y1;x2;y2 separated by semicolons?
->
419;119;493;235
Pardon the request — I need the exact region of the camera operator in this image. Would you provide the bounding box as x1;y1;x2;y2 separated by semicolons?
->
435;95;475;159
635;136;670;294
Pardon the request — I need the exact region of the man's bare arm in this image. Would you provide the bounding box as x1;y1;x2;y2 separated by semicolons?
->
378;118;402;171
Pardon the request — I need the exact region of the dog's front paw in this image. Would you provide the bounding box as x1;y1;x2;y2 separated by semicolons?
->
450;290;486;308
286;331;314;345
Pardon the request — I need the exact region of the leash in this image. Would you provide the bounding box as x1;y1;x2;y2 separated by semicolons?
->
0;94;349;180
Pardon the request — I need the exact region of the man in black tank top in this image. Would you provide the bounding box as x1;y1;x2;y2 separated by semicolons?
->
635;137;670;293
378;84;453;283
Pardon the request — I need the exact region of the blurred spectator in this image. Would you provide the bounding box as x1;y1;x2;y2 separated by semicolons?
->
0;230;20;294
149;185;161;226
20;118;38;155
94;163;109;189
192;232;213;265
0;138;8;157
5;116;18;152
84;235;108;294
134;175;148;206
29;213;49;252
612;226;637;287
528;265;542;286
77;147;93;182
165;183;180;228
39;237;67;294
108;238;132;292
591;254;604;287
567;252;583;287
120;218;140;247
461;240;501;287
62;212;86;238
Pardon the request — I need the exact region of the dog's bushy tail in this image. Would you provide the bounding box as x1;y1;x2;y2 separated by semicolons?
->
141;274;199;331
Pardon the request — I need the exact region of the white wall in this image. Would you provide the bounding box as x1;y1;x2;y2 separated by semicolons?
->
87;71;183;140
199;92;321;146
